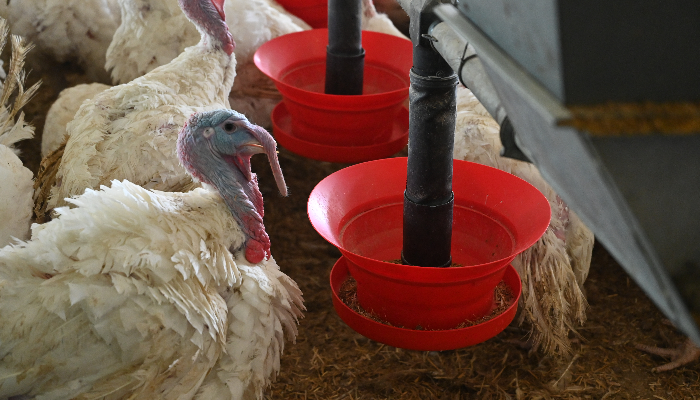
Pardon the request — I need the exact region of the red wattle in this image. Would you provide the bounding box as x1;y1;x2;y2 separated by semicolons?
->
224;41;235;56
245;240;266;264
224;32;235;55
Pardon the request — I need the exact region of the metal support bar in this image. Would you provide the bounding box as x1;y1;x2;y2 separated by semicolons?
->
428;20;530;162
325;0;365;95
428;22;505;124
433;4;571;125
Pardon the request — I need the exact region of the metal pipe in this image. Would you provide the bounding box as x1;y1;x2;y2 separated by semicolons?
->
429;22;506;125
325;0;365;95
401;37;458;268
429;21;530;162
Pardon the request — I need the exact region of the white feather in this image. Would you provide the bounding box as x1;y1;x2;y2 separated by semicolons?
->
42;83;110;157
194;255;304;400
102;0;310;128
1;180;303;399
46;13;237;211
0;144;34;248
452;85;594;356
0;30;37;248
360;0;407;39
0;0;120;82
106;0;309;84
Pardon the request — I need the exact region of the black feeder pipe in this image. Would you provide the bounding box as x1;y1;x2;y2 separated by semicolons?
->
325;0;365;95
401;42;458;268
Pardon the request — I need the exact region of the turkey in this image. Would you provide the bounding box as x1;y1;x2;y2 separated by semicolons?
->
38;0;406;162
106;0;309;84
103;0;405;128
371;0;408;36
361;0;407;39
452;85;593;356
105;0;310;127
34;0;237;220
0;0;120;83
0;108;303;399
0;19;42;248
41;83;110;157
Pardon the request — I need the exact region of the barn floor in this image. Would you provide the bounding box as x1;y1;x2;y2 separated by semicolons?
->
15;53;700;400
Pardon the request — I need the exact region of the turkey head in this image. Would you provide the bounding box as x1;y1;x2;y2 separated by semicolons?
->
177;109;287;263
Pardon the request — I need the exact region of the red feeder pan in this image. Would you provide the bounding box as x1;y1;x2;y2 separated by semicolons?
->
271;103;409;163
308;158;551;347
276;0;328;28
331;257;522;351
254;29;412;163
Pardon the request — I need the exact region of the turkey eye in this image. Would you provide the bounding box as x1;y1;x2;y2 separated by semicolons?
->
224;122;235;132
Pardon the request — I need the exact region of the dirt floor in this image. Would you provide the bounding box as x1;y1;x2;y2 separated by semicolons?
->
13;46;700;400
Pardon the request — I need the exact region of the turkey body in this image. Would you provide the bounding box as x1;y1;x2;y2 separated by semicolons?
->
453;86;593;356
0;0;120;83
41;83;111;157
0;20;41;249
105;0;309;127
0;143;34;248
2;106;302;398
106;0;309;84
361;0;407;39
0;181;302;399
45;29;236;211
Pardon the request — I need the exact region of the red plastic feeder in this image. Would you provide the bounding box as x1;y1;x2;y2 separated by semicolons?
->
276;0;328;28
254;29;412;163
331;257;522;351
308;158;551;349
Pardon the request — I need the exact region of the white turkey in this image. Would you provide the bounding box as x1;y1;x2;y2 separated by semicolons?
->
35;0;237;219
0;108;303;399
0;0;120;83
37;0;306;153
41;83;110;157
0;19;42;248
106;0;309;83
105;0;310;128
452;85;593;356
102;0;405;128
37;0;406;164
371;0;408;35
361;0;407;39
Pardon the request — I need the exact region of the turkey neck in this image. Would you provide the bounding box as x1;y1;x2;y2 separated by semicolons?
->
145;45;237;104
178;0;234;55
198;152;269;259
125;0;237;104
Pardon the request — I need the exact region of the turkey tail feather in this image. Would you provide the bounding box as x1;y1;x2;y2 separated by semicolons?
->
33;140;65;223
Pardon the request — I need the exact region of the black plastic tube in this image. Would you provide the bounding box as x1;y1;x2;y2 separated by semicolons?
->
325;0;365;95
401;46;458;268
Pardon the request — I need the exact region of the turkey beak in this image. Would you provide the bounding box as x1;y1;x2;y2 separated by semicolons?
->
229;137;263;183
210;0;226;21
245;124;288;197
